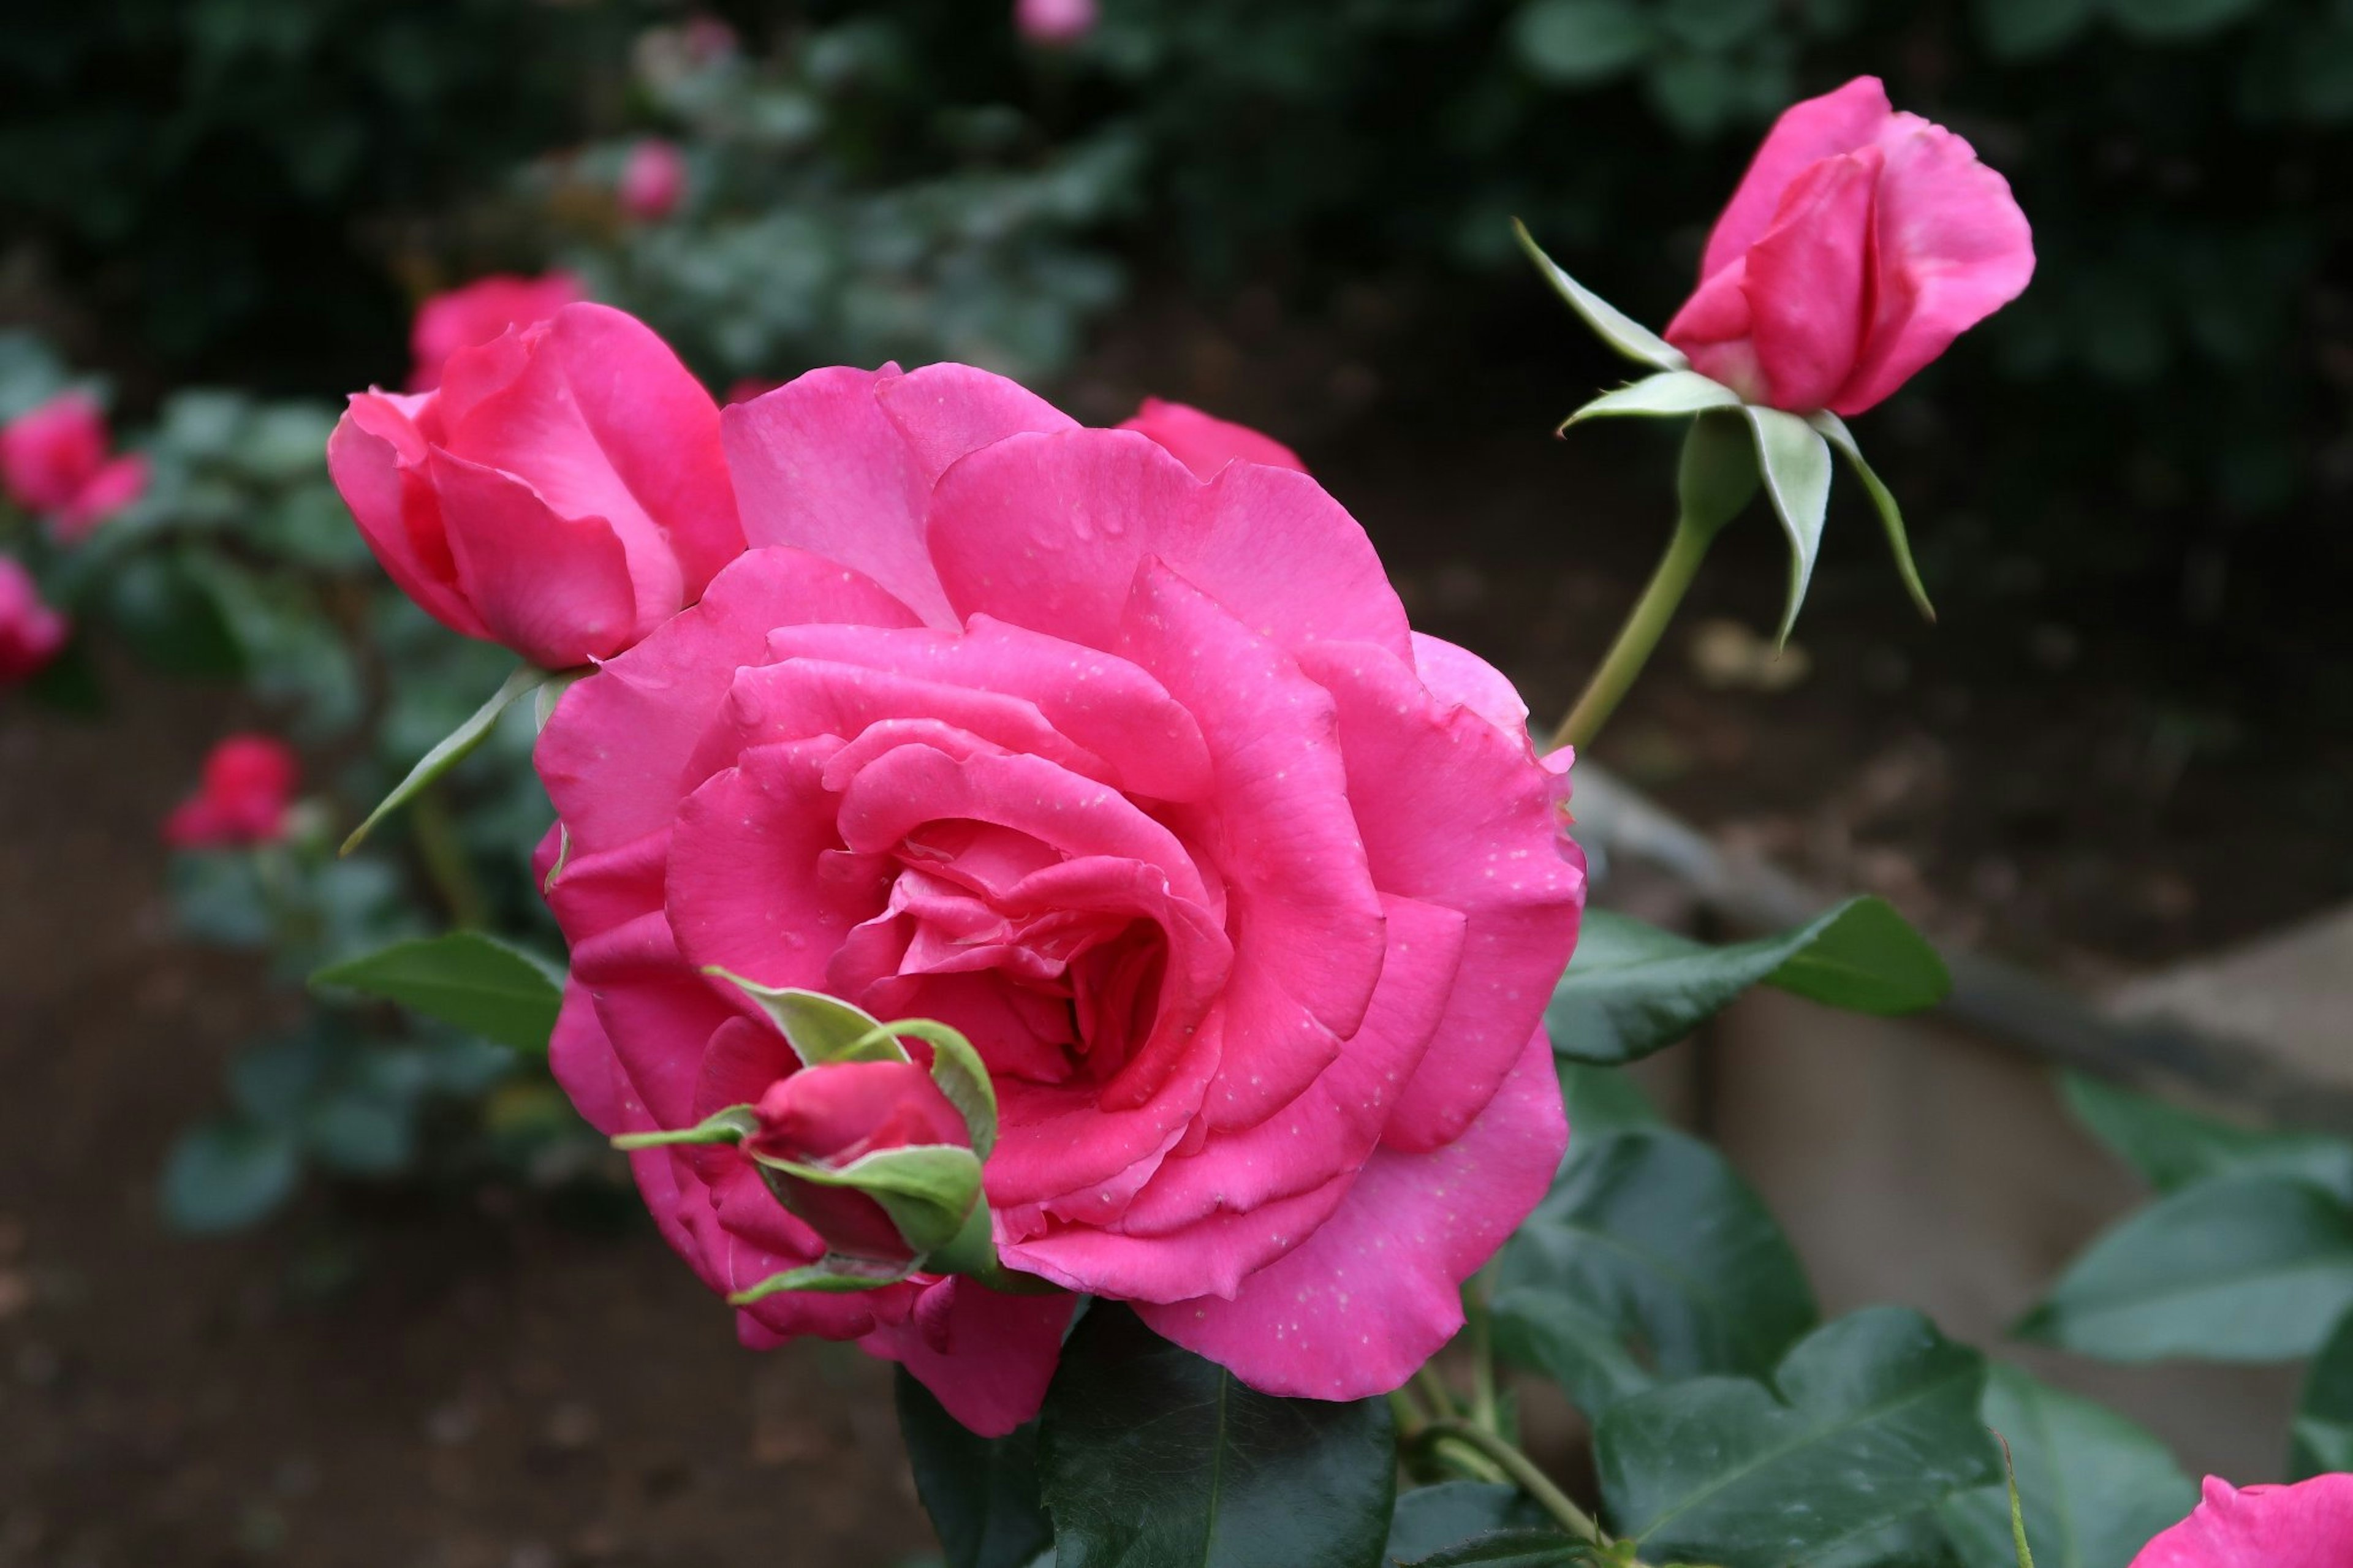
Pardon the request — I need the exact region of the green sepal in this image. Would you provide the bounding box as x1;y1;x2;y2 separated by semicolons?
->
343;663;552;855
727;1255;912;1303
1514;219;1689;373
703;971;912;1067
1561;369;1742;432
610;1102;759;1151
865;1018;1000;1161
1740;405;1834;646
532;667;587;731
1809;411;1935;623
755;1142;985;1256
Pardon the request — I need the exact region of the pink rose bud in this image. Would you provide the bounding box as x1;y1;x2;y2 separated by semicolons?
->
164;735;300;849
1118;396;1308;480
330;303;745;669
1664;75;2035;417
1;393;145;539
0;556;68;687
407;272;586;393
1016;0;1098;46
618;139;688;222
743;1061;974;1263
2130;1474;2353;1567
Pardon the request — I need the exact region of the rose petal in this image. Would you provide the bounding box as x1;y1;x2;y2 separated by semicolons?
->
1699;76;1893;281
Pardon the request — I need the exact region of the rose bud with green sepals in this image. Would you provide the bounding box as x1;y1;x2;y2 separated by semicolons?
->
742;1060;979;1266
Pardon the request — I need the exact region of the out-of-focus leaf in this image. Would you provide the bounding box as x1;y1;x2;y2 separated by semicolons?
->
313;931;564;1054
1510;0;1656;86
897;1369;1054;1568
2061;1073;2353;1202
160;1118;301;1233
2291;1308;2353;1477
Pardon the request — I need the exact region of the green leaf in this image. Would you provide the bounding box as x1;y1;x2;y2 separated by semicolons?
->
1509;0;1656;86
2107;0;2262;42
1513;220;1688;372
2015;1175;2353;1362
1039;1304;1396;1568
1385;1483;1550;1565
104;551;243;678
1597;1307;2000;1567
897;1368;1054;1568
1549;899;1949;1067
1556;1062;1662;1139
2291;1308;2353;1477
1741;406;1833;645
1561;371;1743;431
342;664;548;853
1660;0;1775;51
1809;411;1935;622
1974;0;2095;58
1402;1531;1594;1567
2060;1073;2353;1202
705;973;912;1066
1492;1288;1659;1418
1936;1364;2194;1568
312;931;565;1055
159;1118;301;1233
1498;1128;1817;1390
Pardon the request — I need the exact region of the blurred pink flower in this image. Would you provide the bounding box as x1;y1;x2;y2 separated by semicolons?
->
1664;76;2034;417
407;273;585;393
1118;396;1306;480
164;735;300;849
1;392;148;540
0;556;67;687
1016;0;1098;46
2130;1474;2353;1567
619;139;689;222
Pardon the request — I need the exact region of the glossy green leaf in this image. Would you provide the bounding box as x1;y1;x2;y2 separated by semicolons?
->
342;664;547;853
1561;371;1742;430
1491;1288;1659;1418
1597;1307;1999;1567
311;931;564;1055
2291;1308;2353;1477
1385;1483;1550;1565
2060;1073;2353;1202
1513;220;1688;371
1937;1364;2193;1568
1809;410;1935;622
159;1118;301;1233
2015;1175;2353;1362
1741;405;1833;645
1509;0;1656;86
1039;1304;1396;1568
1498;1128;1817;1388
1549;899;1949;1066
898;1368;1055;1568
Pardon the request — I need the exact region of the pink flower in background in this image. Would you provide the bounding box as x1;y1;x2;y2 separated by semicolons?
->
618;139;688;222
743;1062;974;1265
407;272;585;392
1118;396;1306;480
331;303;745;669
1664;76;2034;417
1;392;148;540
724;377;784;406
532;334;1585;1433
0;557;68;686
1016;0;1098;46
163;735;300;849
2129;1474;2353;1567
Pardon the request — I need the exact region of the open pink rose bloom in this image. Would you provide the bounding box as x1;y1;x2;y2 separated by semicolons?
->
1;391;149;541
525;343;1587;1433
2129;1474;2353;1567
1665;76;2035;416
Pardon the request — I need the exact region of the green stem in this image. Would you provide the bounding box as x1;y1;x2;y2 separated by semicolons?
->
1389;1386;1430;1439
1423;1420;1609;1550
1550;507;1721;754
1467;1267;1501;1436
1413;1363;1461;1422
1427;1432;1512;1488
409;786;488;931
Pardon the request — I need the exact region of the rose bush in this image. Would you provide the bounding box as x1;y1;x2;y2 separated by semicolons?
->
528;350;1585;1433
1663;76;2035;417
328;303;744;670
2129;1474;2353;1567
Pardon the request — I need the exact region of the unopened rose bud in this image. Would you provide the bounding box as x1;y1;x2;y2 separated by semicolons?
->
618;139;688;223
743;1061;976;1263
164;735;300;849
0;557;67;687
1;392;146;540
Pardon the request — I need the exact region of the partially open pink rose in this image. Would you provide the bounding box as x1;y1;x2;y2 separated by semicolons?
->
407;273;585;392
1117;396;1306;480
743;1061;974;1263
0;557;67;687
618;139;688;223
534;346;1584;1433
164;735;300;849
330;303;745;669
1664;77;2034;417
2130;1474;2353;1567
1;392;148;540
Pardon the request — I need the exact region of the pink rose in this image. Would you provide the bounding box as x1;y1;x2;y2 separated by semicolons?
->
330;303;745;669
1015;0;1098;46
407;273;585;393
618;139;688;223
0;556;68;686
1116;396;1307;480
1;392;148;540
1664;76;2035;417
164;735;300;848
534;346;1585;1433
2130;1474;2353;1567
743;1061;975;1264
